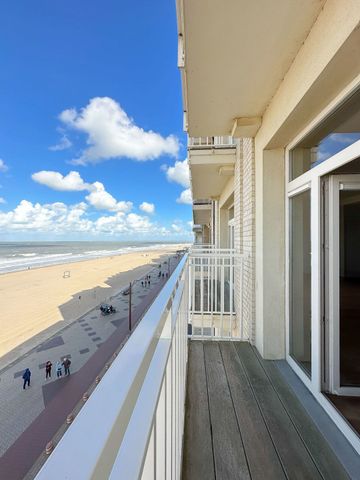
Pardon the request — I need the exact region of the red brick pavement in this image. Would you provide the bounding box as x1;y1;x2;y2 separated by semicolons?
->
0;258;181;480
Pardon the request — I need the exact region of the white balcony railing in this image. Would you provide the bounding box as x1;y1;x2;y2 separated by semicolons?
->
35;255;189;480
189;248;246;340
188;136;236;148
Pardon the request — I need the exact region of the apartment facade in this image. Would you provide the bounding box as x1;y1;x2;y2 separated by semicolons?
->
179;0;360;455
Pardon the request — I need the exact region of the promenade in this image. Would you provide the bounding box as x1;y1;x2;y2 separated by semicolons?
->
0;254;181;480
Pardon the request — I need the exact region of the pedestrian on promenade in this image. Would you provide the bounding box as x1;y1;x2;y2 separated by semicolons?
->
62;357;71;376
56;360;62;378
45;361;52;379
22;368;31;390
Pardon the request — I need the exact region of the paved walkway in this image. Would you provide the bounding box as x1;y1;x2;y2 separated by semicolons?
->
0;254;181;480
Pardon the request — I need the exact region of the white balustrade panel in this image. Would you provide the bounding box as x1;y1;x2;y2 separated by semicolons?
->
189;248;248;340
35;255;189;480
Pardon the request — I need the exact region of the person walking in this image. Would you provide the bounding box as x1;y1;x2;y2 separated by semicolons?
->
62;357;71;376
45;361;52;380
56;360;62;378
22;368;31;390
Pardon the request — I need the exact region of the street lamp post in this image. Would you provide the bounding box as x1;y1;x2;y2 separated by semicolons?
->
128;281;132;331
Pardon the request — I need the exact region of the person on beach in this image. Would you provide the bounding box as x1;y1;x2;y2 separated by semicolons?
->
56;360;62;378
45;360;52;379
22;368;31;389
62;357;71;376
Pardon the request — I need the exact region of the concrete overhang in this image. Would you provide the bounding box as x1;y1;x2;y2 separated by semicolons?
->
189;147;235;199
192;224;203;233
177;0;326;136
193;202;211;225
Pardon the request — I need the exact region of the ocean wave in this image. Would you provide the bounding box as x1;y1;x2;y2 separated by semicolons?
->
0;243;186;274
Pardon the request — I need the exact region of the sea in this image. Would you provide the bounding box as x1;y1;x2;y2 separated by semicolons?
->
0;241;184;274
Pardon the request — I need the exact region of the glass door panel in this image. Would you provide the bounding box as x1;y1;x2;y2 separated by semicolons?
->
339;188;360;387
289;189;312;377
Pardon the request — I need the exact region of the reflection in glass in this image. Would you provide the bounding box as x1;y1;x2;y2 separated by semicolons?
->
290;189;311;376
339;190;360;387
290;89;360;180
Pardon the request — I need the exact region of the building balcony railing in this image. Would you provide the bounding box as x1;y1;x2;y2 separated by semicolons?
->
35;255;189;480
34;249;246;479
189;247;247;340
188;136;237;149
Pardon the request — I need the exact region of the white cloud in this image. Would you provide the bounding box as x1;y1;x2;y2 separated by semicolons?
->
32;170;132;213
163;159;190;188
49;135;72;151
176;188;192;205
0;197;6;204
0;199;194;239
0;200;153;235
139;201;155;214
32;171;90;191
58;97;179;165
85;182;132;212
0;200;91;233
0;159;9;173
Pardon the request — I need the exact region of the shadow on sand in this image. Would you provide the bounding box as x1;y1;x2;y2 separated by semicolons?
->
0;252;174;373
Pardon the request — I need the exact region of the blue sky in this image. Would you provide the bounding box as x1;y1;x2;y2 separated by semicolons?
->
0;0;192;241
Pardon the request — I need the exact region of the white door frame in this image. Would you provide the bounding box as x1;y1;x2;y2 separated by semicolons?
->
328;174;360;396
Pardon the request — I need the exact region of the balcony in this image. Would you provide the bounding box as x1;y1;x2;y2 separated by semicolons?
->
188;136;236;149
192;200;212;226
34;252;354;480
188;137;236;200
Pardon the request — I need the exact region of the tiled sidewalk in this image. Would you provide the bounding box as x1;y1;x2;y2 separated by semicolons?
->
0;255;180;480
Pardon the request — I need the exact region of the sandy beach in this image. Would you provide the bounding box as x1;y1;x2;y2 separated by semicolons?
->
0;246;184;360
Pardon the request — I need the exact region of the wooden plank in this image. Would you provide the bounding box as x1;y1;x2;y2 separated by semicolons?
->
219;342;287;480
235;342;323;480
182;341;215;480
204;342;251;480
253;349;350;480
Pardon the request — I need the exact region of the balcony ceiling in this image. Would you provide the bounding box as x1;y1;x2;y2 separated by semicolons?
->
193;203;211;225
189;148;235;200
179;0;326;136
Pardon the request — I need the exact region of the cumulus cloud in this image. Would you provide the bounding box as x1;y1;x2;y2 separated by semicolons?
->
163;159;190;188
32;171;90;191
176;188;192;205
0;200;154;235
162;159;192;206
139;202;155;214
0;159;9;173
0;197;6;204
0;200;91;233
49;135;72;151
32;170;132;213
85;182;132;212
58;97;179;165
0;198;194;239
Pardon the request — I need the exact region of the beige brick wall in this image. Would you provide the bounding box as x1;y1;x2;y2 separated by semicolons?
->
234;138;256;342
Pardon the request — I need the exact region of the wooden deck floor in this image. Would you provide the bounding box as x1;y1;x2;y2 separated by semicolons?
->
182;341;350;480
